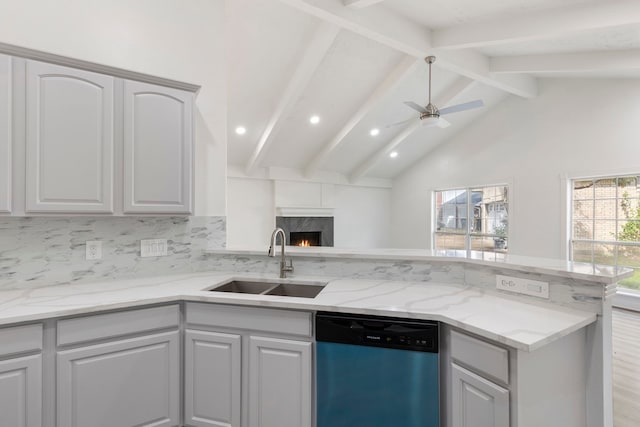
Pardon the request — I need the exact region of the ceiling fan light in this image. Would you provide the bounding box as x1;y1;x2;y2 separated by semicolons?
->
421;116;440;127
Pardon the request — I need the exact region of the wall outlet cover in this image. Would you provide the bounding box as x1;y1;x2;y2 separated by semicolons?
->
140;239;168;257
496;274;549;299
85;241;102;260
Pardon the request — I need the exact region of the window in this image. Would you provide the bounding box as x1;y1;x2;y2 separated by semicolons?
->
571;175;640;292
434;185;509;253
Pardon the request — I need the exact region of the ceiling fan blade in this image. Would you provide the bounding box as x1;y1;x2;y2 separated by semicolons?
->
386;118;416;128
439;99;484;116
404;101;428;114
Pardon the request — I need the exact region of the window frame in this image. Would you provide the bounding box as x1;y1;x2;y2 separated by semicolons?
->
433;184;509;254
568;173;640;311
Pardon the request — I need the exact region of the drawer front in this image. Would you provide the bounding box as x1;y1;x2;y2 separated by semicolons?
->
451;330;509;384
57;305;179;347
186;303;312;338
0;324;43;357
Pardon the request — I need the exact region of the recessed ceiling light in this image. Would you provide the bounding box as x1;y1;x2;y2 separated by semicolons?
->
370;128;380;136
235;126;247;135
389;151;398;158
309;115;320;125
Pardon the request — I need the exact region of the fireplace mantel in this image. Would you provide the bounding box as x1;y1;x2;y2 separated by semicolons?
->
276;207;334;217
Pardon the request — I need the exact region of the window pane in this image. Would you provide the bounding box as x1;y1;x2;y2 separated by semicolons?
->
573;199;593;220
594;199;616;220
573;220;592;240
434;233;465;250
594;220;616;241
573;180;593;200
595;178;617;199
470;186;508;236
593;243;616;265
471;236;506;253
572;241;593;263
617;245;640;291
617;220;640;242
435;189;467;232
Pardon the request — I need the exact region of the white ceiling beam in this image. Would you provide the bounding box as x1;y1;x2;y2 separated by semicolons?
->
349;78;476;182
491;50;640;74
304;55;419;177
276;0;537;98
344;0;385;9
433;0;640;50
244;22;340;175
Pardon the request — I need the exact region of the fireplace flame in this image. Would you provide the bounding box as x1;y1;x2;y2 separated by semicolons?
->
298;240;310;247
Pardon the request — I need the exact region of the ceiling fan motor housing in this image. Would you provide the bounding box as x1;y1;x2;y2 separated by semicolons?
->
421;103;440;120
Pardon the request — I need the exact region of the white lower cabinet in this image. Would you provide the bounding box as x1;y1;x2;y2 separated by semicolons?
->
185;330;242;427
56;306;181;427
248;336;312;427
451;363;509;427
185;303;313;427
0;354;42;427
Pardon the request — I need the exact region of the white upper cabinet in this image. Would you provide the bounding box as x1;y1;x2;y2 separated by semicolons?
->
0;54;11;213
123;80;193;214
25;60;114;213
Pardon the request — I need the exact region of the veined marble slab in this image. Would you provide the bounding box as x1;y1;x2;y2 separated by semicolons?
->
206;247;632;283
0;271;595;352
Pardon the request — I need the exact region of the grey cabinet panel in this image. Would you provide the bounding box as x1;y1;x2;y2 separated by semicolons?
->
57;305;179;346
123;80;193;213
0;54;10;213
452;363;509;427
25;60;114;213
0;323;43;357
248;336;312;427
451;330;509;384
185;330;241;427
0;354;42;427
57;331;179;427
186;303;312;337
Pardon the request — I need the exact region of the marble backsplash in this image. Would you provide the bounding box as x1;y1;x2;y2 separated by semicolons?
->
0;216;226;290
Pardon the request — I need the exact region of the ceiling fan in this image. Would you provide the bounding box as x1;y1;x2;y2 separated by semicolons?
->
389;56;484;129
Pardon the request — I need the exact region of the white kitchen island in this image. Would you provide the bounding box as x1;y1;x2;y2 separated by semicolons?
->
0;249;629;427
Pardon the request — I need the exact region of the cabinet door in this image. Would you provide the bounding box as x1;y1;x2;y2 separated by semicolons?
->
451;363;509;427
0;354;42;427
25;60;114;213
57;331;179;427
0;54;10;213
185;330;241;427
248;336;312;427
123;80;193;213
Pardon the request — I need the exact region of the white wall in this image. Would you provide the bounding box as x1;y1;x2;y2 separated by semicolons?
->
227;177;392;248
391;78;640;258
0;0;226;216
227;178;275;248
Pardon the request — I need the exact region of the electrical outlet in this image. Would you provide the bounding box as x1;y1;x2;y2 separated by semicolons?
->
496;274;549;299
140;239;168;257
86;241;102;260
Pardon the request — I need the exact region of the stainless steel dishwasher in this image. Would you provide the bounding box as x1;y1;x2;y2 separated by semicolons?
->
316;312;439;427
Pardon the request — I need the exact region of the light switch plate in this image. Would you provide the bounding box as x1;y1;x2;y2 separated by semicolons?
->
496;274;549;299
86;241;102;260
140;239;168;257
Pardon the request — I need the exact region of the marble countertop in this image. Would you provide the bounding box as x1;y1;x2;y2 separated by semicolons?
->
0;271;595;352
206;247;633;283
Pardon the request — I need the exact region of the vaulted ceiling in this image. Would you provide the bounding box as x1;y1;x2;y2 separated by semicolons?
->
227;0;640;182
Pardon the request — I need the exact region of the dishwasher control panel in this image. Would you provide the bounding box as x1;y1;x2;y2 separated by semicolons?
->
316;312;439;353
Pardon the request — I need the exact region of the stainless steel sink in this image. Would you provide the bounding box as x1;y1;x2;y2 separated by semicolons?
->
264;283;324;298
208;280;325;298
209;280;276;294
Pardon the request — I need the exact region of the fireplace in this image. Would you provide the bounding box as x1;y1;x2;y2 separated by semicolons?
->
290;231;321;247
276;216;334;247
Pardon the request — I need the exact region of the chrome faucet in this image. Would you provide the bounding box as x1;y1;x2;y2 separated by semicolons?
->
268;227;294;278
